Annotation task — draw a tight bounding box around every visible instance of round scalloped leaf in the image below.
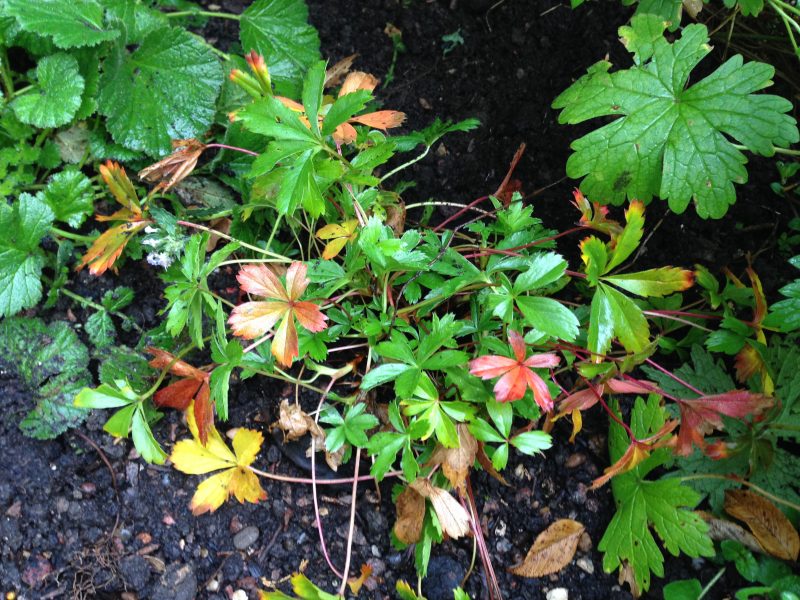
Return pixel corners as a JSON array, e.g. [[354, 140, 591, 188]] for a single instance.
[[43, 169, 94, 228], [12, 53, 84, 128], [97, 27, 223, 157], [5, 0, 120, 49], [240, 0, 321, 97]]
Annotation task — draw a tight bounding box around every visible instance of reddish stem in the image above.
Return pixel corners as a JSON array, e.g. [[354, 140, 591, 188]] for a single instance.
[[433, 195, 491, 232], [205, 143, 259, 157], [644, 358, 706, 397]]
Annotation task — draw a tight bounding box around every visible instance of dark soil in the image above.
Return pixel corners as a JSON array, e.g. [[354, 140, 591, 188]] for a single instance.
[[2, 0, 797, 599]]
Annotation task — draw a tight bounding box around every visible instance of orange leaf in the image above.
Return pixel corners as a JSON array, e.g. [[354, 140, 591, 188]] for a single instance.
[[99, 161, 141, 213], [724, 489, 800, 560], [509, 519, 585, 578], [229, 262, 328, 367], [147, 347, 207, 380], [153, 378, 203, 411], [339, 71, 379, 96], [350, 110, 406, 130], [347, 564, 373, 595], [591, 418, 677, 489], [78, 221, 148, 275]]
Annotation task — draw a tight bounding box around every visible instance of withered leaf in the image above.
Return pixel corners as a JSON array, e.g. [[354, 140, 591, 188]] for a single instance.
[[695, 510, 763, 554], [724, 489, 800, 560], [509, 519, 585, 578], [409, 479, 471, 540], [429, 424, 478, 493], [394, 485, 426, 544]]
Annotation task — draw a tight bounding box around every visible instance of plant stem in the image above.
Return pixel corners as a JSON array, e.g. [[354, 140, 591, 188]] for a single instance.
[[404, 201, 494, 218], [59, 287, 144, 333], [248, 465, 402, 486], [380, 145, 431, 182], [205, 143, 259, 156], [164, 9, 240, 20], [177, 220, 291, 261], [338, 446, 362, 596], [50, 227, 95, 244], [698, 568, 726, 600], [732, 142, 800, 157]]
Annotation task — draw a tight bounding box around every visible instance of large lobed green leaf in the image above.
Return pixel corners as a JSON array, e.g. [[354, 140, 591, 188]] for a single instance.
[[4, 0, 120, 48], [553, 15, 799, 219], [97, 27, 223, 156], [12, 53, 84, 128]]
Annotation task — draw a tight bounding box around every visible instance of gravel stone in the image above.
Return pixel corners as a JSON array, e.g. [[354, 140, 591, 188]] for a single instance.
[[233, 525, 259, 550]]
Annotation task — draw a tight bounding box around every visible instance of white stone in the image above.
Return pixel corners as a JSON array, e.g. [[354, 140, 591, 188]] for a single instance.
[[546, 588, 568, 600]]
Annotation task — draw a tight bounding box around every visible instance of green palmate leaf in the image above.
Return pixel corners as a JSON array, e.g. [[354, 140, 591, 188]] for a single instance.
[[512, 251, 567, 292], [277, 149, 323, 216], [239, 0, 321, 97], [553, 15, 799, 219], [516, 295, 579, 341], [43, 169, 94, 227], [0, 193, 54, 317], [85, 310, 116, 348], [0, 318, 91, 439], [581, 236, 609, 284], [5, 0, 120, 48], [599, 396, 713, 592], [624, 0, 683, 31], [301, 60, 326, 135], [98, 27, 223, 156], [12, 53, 84, 128], [588, 285, 615, 358], [603, 267, 694, 298]]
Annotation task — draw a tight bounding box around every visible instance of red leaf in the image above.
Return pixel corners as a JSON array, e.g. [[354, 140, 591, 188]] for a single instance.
[[154, 378, 203, 410], [469, 330, 560, 409], [675, 391, 772, 456], [193, 382, 214, 446]]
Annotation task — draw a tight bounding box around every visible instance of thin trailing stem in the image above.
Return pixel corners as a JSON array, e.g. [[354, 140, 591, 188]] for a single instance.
[[698, 567, 726, 600], [177, 220, 291, 261], [338, 446, 362, 596], [732, 142, 800, 157], [164, 9, 241, 20], [644, 357, 707, 397], [246, 465, 401, 487], [380, 145, 431, 182], [50, 227, 95, 244], [59, 287, 144, 334], [205, 142, 259, 156]]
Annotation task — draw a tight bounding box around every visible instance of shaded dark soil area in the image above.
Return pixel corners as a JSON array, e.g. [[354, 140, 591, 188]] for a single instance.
[[1, 0, 796, 599]]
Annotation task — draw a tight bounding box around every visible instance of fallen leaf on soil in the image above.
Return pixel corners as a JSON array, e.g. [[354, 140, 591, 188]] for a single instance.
[[347, 564, 373, 594], [170, 404, 267, 515], [229, 262, 328, 367], [509, 519, 585, 578], [469, 330, 560, 408], [428, 424, 478, 493], [695, 510, 763, 554], [275, 399, 324, 443], [409, 479, 471, 540], [724, 489, 800, 560], [393, 485, 426, 544]]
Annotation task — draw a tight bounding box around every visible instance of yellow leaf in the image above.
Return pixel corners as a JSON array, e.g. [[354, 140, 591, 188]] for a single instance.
[[347, 564, 373, 595], [724, 489, 800, 561], [508, 519, 585, 578], [170, 403, 267, 514], [317, 220, 358, 260]]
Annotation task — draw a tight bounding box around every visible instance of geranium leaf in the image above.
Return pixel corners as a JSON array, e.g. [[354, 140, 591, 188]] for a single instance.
[[98, 27, 223, 156], [239, 0, 321, 97], [553, 15, 799, 218], [603, 267, 694, 298], [516, 295, 579, 341], [43, 169, 94, 227]]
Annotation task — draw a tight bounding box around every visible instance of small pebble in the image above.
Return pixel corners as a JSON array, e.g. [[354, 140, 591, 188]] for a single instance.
[[231, 590, 248, 600], [206, 579, 220, 592], [546, 588, 568, 600], [578, 532, 593, 552], [565, 453, 586, 468], [233, 526, 259, 550], [577, 557, 594, 574]]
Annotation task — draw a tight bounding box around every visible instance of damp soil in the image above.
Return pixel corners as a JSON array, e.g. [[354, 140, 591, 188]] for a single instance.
[[1, 0, 797, 599]]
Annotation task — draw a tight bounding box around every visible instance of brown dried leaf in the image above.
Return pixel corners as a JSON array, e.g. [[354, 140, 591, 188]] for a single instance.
[[394, 485, 426, 544], [724, 489, 800, 560], [428, 424, 478, 493], [618, 561, 642, 599], [138, 138, 207, 191], [410, 479, 471, 540], [339, 71, 379, 96], [325, 53, 357, 88], [695, 510, 763, 554], [275, 399, 325, 446], [508, 519, 585, 578], [476, 443, 509, 486]]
